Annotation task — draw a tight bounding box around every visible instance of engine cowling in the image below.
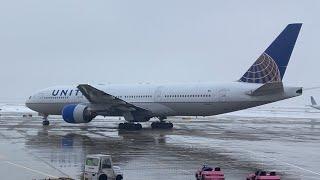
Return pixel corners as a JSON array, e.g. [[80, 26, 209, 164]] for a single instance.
[[62, 104, 96, 123]]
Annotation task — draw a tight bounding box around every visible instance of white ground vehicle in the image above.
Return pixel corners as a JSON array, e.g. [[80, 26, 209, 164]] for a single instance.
[[84, 154, 123, 180]]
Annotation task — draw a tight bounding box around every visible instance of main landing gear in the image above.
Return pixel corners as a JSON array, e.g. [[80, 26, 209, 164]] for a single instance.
[[151, 121, 173, 129], [117, 116, 173, 130], [118, 122, 142, 130], [42, 115, 50, 126], [151, 117, 173, 130]]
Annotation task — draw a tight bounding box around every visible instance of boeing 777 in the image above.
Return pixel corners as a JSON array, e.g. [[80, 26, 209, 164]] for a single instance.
[[25, 23, 303, 130]]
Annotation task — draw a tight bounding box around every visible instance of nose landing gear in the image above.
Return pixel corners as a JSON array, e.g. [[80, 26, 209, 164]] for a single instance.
[[41, 114, 50, 126], [42, 120, 50, 126]]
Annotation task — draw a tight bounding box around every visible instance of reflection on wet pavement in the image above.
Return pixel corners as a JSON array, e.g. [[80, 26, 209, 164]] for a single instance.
[[0, 109, 319, 180]]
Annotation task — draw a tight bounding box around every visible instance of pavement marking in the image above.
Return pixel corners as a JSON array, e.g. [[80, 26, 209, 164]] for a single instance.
[[4, 161, 59, 178], [280, 161, 320, 176], [181, 169, 192, 174], [244, 150, 320, 177]]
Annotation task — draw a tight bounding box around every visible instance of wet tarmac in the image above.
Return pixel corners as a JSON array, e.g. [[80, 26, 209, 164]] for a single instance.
[[0, 107, 320, 180]]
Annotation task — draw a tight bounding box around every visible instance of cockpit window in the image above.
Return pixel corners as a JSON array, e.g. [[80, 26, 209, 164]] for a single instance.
[[29, 96, 32, 99]]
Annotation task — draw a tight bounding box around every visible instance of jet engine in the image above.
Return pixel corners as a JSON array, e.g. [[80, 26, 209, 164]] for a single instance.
[[62, 104, 96, 123]]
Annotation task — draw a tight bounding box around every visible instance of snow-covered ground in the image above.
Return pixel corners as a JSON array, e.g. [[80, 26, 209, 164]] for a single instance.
[[222, 106, 320, 119], [0, 103, 36, 115]]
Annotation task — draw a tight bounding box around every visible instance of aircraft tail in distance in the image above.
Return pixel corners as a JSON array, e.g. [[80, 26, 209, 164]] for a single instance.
[[311, 96, 317, 106]]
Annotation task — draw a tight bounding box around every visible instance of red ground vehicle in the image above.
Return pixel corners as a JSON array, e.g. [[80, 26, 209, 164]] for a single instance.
[[195, 165, 225, 180], [246, 171, 280, 180]]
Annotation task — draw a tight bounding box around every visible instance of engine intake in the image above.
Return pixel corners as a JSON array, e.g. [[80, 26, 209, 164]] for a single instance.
[[62, 104, 96, 123]]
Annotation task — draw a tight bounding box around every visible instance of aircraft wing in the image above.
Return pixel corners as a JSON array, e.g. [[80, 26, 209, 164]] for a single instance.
[[77, 84, 148, 112]]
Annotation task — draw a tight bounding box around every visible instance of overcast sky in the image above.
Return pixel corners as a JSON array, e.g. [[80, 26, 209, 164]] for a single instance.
[[0, 0, 319, 105]]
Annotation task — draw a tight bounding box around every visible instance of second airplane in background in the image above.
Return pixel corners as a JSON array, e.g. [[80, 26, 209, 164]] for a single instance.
[[26, 23, 303, 130], [310, 96, 320, 110]]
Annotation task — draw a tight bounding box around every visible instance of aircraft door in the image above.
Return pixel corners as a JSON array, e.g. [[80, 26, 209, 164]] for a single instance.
[[154, 86, 164, 102], [214, 88, 229, 102]]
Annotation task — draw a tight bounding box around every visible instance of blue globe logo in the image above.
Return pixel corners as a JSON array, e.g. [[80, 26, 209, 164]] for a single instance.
[[240, 53, 281, 83]]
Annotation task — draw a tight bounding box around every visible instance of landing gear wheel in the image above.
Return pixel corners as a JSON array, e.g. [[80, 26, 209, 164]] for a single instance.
[[118, 123, 124, 129], [151, 121, 173, 129], [42, 120, 50, 126], [118, 123, 142, 130]]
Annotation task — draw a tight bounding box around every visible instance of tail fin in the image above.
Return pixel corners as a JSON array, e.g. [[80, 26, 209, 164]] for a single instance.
[[311, 96, 317, 105], [239, 23, 302, 84]]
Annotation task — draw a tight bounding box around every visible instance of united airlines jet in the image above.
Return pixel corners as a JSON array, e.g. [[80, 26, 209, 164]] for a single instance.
[[26, 23, 303, 130]]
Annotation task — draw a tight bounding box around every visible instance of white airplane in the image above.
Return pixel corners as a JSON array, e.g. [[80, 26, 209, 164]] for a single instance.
[[26, 23, 303, 130], [310, 96, 320, 110]]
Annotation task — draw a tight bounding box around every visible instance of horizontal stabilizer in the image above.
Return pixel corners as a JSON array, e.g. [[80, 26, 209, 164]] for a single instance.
[[248, 82, 284, 96]]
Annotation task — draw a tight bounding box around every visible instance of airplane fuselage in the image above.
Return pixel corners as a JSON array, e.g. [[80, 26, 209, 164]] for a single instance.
[[26, 82, 301, 121]]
